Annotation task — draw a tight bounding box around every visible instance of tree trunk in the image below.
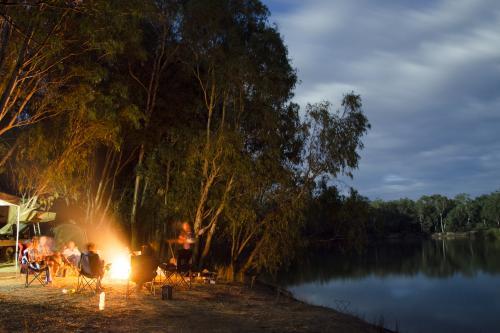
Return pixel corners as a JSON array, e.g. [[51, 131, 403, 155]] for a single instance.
[[240, 237, 264, 275], [440, 214, 445, 234], [226, 262, 236, 282], [0, 141, 17, 168], [192, 165, 218, 264], [198, 220, 217, 269], [130, 145, 145, 249], [198, 174, 233, 268], [192, 193, 206, 264], [140, 176, 149, 207]]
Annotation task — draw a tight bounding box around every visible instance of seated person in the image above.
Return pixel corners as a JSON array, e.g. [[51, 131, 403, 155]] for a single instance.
[[38, 236, 54, 257], [21, 241, 31, 265], [80, 242, 105, 290], [176, 247, 192, 271], [38, 236, 65, 279], [162, 257, 177, 270], [23, 237, 52, 284], [20, 241, 32, 274], [130, 244, 159, 291], [62, 241, 81, 267], [45, 251, 65, 278], [160, 247, 192, 273]]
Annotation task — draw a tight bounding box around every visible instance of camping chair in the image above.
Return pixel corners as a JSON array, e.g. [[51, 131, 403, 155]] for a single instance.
[[126, 254, 159, 298], [22, 246, 50, 287], [161, 249, 192, 289], [77, 253, 102, 293], [59, 255, 78, 277], [24, 261, 49, 287]]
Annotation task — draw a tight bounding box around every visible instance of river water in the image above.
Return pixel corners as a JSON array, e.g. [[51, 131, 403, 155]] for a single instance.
[[279, 238, 500, 333]]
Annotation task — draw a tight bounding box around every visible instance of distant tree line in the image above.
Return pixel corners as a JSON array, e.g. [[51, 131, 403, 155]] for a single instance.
[[0, 1, 370, 279], [280, 237, 500, 285], [371, 191, 500, 235], [304, 188, 500, 245]]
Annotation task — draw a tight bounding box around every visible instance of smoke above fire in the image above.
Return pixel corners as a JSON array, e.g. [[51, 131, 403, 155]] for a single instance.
[[54, 220, 132, 280]]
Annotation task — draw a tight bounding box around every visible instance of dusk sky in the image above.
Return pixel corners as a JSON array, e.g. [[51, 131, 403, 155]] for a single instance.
[[264, 0, 500, 200]]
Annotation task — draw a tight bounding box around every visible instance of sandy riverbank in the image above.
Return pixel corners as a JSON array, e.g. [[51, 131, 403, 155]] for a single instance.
[[0, 271, 388, 333]]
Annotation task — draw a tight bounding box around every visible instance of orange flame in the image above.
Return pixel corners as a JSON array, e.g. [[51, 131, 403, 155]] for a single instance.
[[108, 251, 131, 280]]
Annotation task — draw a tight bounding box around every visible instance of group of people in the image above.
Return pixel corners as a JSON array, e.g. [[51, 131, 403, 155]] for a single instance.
[[19, 221, 197, 289], [20, 237, 101, 285]]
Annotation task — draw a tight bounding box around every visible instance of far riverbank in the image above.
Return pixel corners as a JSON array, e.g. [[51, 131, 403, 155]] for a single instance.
[[432, 228, 500, 240]]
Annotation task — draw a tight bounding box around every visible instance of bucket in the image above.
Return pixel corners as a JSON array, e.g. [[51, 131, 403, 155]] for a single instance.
[[161, 285, 173, 300]]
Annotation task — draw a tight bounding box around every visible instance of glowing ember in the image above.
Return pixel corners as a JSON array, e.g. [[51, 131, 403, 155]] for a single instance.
[[109, 252, 131, 280]]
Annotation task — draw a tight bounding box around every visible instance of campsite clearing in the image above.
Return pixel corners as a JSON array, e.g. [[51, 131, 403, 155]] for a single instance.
[[0, 273, 387, 333]]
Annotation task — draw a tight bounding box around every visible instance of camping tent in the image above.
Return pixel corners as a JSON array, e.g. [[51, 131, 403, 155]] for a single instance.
[[0, 192, 21, 275]]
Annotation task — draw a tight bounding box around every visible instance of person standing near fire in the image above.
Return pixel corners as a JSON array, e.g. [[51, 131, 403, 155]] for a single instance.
[[164, 221, 195, 267], [177, 222, 195, 250]]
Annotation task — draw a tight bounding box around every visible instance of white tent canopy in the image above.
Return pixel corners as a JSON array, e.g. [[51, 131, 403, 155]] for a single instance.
[[0, 192, 21, 275]]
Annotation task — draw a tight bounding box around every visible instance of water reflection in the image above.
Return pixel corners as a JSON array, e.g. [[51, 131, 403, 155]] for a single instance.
[[280, 239, 500, 285], [279, 239, 500, 333]]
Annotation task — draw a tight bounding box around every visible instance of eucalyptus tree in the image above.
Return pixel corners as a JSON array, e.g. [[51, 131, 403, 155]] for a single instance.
[[175, 0, 299, 265], [445, 194, 473, 231], [481, 191, 500, 227], [1, 0, 145, 224], [132, 0, 369, 273], [221, 105, 304, 278], [1, 1, 371, 273], [125, 0, 184, 248], [221, 95, 370, 279], [304, 185, 343, 239], [474, 194, 490, 228], [336, 190, 370, 249], [417, 195, 453, 233], [368, 198, 420, 235], [0, 1, 85, 174], [0, 1, 100, 140]]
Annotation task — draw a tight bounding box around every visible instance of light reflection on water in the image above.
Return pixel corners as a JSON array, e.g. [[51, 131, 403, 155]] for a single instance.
[[280, 239, 500, 333]]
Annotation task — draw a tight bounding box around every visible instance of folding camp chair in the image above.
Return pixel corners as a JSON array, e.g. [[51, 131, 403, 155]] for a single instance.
[[77, 253, 102, 293], [25, 261, 49, 287], [161, 249, 192, 289], [59, 255, 78, 277], [126, 273, 158, 298], [126, 254, 159, 298], [126, 277, 157, 297]]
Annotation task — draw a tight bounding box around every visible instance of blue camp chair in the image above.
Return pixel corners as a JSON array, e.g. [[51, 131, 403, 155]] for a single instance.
[[77, 253, 102, 293]]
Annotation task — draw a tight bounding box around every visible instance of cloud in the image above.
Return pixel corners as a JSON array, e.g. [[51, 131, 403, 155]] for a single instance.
[[266, 0, 500, 199], [384, 175, 409, 183]]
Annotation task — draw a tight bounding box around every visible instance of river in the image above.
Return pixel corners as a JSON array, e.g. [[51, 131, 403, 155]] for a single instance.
[[279, 238, 500, 333]]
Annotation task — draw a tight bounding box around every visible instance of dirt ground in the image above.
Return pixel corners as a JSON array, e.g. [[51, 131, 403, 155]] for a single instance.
[[0, 271, 387, 333]]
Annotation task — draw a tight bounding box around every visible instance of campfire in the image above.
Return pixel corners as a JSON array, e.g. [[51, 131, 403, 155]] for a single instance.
[[108, 250, 131, 280]]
